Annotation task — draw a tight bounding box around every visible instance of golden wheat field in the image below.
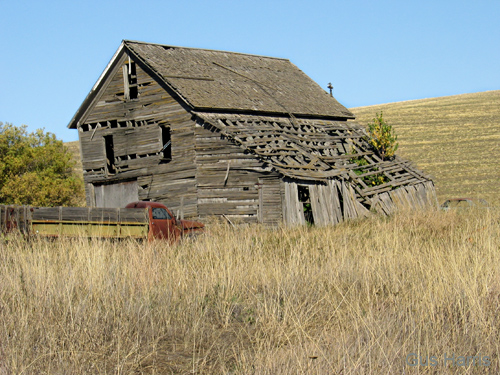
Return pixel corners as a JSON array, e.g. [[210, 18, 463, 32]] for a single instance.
[[350, 90, 500, 206], [1, 208, 499, 374]]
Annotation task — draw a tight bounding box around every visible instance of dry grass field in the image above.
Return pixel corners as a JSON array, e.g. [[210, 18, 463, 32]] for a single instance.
[[1, 208, 499, 373], [40, 91, 498, 373], [350, 90, 500, 206]]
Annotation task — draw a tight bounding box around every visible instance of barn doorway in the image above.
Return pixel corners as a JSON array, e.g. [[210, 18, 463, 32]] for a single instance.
[[93, 180, 138, 208], [298, 185, 314, 225]]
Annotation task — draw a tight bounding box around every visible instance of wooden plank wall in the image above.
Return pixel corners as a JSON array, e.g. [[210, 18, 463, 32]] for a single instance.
[[195, 121, 281, 223], [0, 205, 31, 233], [31, 207, 148, 223], [371, 180, 438, 215], [77, 54, 197, 217], [282, 179, 437, 227], [0, 205, 148, 227], [258, 176, 282, 225], [283, 180, 348, 227], [309, 180, 342, 226], [341, 180, 371, 220], [282, 181, 305, 226]]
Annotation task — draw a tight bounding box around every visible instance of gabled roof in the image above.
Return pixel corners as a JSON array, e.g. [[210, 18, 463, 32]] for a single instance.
[[125, 40, 354, 118], [68, 40, 354, 129]]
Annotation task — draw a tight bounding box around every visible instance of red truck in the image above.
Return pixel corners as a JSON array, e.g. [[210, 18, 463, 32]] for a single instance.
[[125, 201, 205, 242], [0, 201, 204, 243]]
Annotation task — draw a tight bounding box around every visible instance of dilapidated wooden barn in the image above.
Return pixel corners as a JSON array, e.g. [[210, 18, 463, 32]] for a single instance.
[[68, 40, 436, 225]]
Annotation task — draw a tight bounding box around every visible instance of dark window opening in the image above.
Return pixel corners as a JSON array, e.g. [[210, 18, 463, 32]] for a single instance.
[[338, 186, 345, 219], [298, 185, 314, 225], [123, 61, 138, 100], [160, 126, 172, 162], [104, 135, 115, 174]]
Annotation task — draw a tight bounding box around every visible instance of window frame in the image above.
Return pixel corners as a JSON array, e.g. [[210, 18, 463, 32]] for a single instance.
[[152, 207, 172, 220]]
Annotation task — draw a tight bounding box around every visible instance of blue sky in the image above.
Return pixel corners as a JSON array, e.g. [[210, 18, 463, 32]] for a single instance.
[[1, 0, 499, 142]]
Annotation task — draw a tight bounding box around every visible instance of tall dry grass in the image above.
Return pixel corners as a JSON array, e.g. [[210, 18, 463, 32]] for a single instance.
[[0, 208, 499, 374]]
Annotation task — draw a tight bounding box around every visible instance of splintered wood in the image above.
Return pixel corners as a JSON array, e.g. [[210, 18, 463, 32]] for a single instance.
[[195, 112, 437, 226]]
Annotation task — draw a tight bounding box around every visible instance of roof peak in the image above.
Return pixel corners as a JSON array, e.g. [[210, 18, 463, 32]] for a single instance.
[[68, 40, 354, 129], [123, 39, 289, 62]]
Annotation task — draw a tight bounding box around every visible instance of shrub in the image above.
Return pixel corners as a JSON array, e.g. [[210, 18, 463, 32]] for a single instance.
[[367, 112, 398, 160], [0, 122, 84, 206]]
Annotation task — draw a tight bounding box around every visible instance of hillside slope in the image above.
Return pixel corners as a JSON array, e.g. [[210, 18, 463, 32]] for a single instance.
[[350, 90, 500, 205], [65, 140, 83, 178]]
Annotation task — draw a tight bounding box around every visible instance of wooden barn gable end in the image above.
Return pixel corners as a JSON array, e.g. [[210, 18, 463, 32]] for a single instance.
[[68, 40, 437, 225], [75, 50, 197, 218]]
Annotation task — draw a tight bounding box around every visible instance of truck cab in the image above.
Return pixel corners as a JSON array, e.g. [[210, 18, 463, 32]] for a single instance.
[[125, 201, 204, 242]]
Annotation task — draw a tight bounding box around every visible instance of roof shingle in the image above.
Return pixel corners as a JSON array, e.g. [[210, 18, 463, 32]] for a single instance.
[[125, 40, 354, 119]]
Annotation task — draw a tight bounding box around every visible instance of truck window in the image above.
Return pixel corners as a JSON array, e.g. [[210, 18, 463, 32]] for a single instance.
[[152, 207, 171, 220]]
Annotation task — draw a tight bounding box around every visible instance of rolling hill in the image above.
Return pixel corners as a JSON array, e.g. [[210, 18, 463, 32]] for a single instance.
[[64, 140, 82, 176], [350, 90, 500, 205]]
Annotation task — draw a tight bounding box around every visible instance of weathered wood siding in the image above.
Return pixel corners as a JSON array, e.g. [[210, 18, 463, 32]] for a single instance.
[[258, 176, 282, 225], [309, 180, 342, 226], [371, 180, 438, 215], [282, 179, 437, 227], [31, 207, 148, 223], [283, 181, 305, 226], [195, 121, 282, 223], [94, 180, 139, 208], [77, 53, 197, 217]]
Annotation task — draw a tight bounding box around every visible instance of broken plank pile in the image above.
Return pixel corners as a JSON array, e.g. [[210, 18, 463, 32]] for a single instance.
[[195, 112, 435, 212]]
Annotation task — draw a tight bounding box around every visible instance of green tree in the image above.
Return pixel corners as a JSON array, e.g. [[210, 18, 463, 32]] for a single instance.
[[367, 112, 398, 160], [0, 122, 84, 206]]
